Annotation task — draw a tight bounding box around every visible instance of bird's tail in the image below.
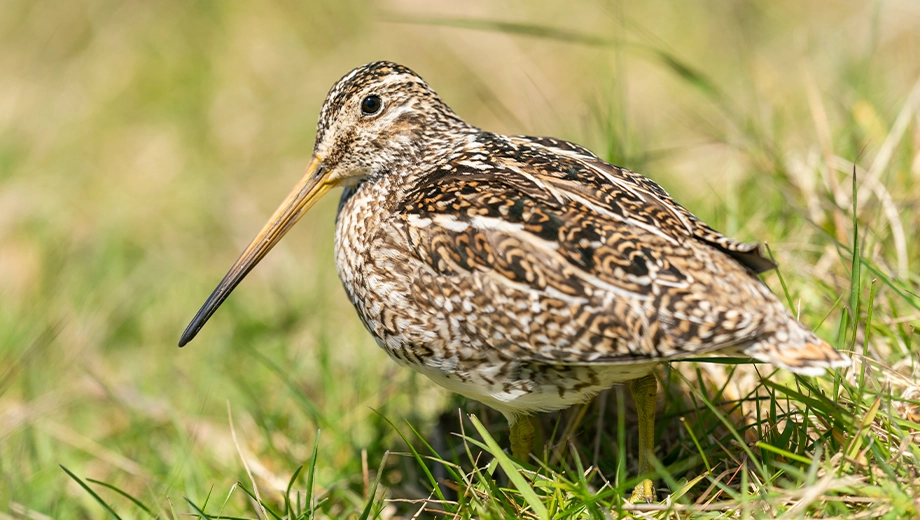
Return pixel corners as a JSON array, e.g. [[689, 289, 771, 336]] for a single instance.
[[742, 315, 851, 376]]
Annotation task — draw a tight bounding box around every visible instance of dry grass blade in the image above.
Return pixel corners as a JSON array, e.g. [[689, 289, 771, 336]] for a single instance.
[[227, 402, 268, 520]]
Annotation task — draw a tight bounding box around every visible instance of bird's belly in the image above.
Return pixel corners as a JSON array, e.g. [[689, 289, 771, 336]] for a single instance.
[[406, 356, 657, 419]]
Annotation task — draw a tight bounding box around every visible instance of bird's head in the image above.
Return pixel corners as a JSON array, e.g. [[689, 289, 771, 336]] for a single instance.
[[314, 61, 459, 183], [179, 61, 459, 346]]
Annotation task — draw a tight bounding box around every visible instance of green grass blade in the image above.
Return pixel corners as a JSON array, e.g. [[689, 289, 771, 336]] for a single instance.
[[284, 463, 304, 518], [404, 420, 467, 482], [469, 415, 549, 520], [304, 430, 321, 518], [184, 497, 212, 519], [384, 14, 612, 47], [59, 465, 123, 520], [858, 280, 877, 394], [765, 244, 796, 310], [679, 417, 711, 472], [385, 14, 725, 106], [86, 478, 154, 517], [755, 442, 814, 465], [761, 379, 849, 426], [849, 165, 862, 352], [676, 357, 761, 365], [237, 483, 283, 520], [358, 451, 389, 520], [375, 411, 448, 503]]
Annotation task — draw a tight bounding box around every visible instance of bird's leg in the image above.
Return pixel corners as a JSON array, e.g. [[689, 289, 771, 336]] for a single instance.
[[510, 416, 536, 461], [629, 373, 658, 503]]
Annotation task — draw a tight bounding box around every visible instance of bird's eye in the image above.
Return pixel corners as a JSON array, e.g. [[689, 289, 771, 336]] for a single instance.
[[361, 95, 382, 115]]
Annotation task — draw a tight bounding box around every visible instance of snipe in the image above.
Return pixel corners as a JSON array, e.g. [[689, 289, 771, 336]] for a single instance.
[[180, 61, 850, 502]]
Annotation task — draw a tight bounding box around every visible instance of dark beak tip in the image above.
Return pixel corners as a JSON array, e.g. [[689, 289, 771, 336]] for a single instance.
[[179, 283, 230, 349], [178, 321, 202, 348]]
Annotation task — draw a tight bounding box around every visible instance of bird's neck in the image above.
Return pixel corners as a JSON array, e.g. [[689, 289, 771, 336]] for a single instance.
[[385, 118, 480, 184]]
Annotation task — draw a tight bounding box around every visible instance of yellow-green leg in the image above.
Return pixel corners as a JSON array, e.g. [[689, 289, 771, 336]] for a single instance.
[[510, 416, 536, 460], [629, 373, 658, 503]]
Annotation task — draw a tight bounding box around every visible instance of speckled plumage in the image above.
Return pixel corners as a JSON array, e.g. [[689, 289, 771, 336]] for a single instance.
[[181, 61, 850, 423], [318, 62, 850, 419]]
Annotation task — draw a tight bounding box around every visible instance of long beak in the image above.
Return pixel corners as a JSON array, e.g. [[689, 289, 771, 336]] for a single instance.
[[179, 156, 332, 347]]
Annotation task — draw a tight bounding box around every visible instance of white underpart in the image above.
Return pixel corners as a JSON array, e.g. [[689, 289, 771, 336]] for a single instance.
[[412, 361, 657, 421]]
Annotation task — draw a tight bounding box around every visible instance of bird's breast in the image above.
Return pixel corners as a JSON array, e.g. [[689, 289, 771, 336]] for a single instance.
[[334, 182, 422, 354]]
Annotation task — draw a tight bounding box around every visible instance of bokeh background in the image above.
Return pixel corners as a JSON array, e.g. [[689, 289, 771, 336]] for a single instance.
[[2, 0, 919, 517]]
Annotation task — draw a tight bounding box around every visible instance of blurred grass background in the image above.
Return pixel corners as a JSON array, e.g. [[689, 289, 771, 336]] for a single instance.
[[1, 0, 919, 518]]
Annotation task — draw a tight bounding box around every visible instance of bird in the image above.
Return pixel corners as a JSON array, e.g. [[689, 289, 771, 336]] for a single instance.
[[179, 61, 851, 502]]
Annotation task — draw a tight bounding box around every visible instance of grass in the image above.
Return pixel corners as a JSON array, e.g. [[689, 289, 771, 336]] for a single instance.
[[1, 0, 919, 518]]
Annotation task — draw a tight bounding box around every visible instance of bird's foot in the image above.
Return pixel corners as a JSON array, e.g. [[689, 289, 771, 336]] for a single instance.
[[629, 478, 656, 504]]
